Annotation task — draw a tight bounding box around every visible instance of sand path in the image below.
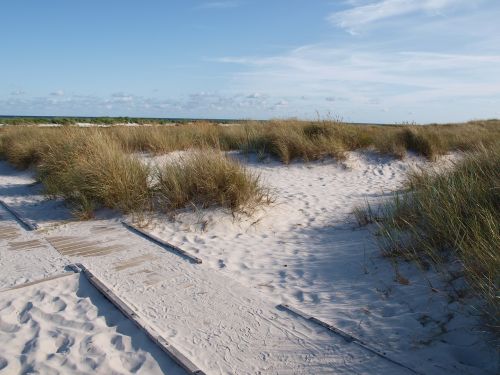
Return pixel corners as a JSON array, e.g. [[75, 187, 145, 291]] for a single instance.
[[1, 207, 410, 375]]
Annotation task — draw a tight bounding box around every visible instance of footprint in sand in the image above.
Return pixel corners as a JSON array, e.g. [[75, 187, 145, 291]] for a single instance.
[[48, 296, 67, 313], [294, 290, 304, 302], [0, 356, 7, 371], [111, 335, 125, 351], [120, 352, 147, 373], [279, 270, 287, 282], [55, 333, 75, 354]]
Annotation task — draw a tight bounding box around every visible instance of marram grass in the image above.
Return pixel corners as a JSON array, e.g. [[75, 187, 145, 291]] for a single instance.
[[373, 144, 500, 328]]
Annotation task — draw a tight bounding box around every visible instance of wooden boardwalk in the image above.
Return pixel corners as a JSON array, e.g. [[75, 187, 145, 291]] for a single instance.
[[0, 203, 413, 375]]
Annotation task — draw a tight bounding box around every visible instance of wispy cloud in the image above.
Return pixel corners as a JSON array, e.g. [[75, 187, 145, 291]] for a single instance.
[[215, 44, 500, 114], [329, 0, 463, 32], [196, 1, 241, 10]]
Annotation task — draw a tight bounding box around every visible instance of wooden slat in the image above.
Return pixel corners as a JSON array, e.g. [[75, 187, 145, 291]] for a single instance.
[[0, 272, 76, 293], [122, 221, 202, 264], [0, 199, 38, 230], [8, 239, 45, 251], [0, 225, 20, 240], [46, 236, 122, 257], [113, 254, 157, 271]]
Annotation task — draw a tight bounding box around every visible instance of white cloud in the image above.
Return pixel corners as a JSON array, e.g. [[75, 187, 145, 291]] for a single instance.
[[50, 90, 65, 97], [329, 0, 462, 32], [10, 90, 26, 96], [109, 92, 134, 103], [0, 91, 279, 118]]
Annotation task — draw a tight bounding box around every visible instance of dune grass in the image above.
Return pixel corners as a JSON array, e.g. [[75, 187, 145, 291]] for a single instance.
[[0, 119, 498, 219], [37, 130, 151, 218], [370, 144, 500, 328], [0, 127, 269, 217], [1, 119, 499, 164], [155, 150, 271, 213]]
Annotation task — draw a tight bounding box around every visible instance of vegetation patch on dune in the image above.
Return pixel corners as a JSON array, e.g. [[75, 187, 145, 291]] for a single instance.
[[37, 131, 151, 218], [0, 119, 498, 220], [156, 150, 271, 213], [0, 127, 270, 217], [370, 144, 499, 328]]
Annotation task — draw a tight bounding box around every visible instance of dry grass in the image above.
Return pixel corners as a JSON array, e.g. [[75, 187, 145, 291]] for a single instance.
[[0, 119, 498, 219], [371, 143, 500, 328], [0, 126, 58, 169], [0, 126, 270, 217], [155, 150, 271, 214], [37, 130, 151, 217], [1, 119, 499, 165]]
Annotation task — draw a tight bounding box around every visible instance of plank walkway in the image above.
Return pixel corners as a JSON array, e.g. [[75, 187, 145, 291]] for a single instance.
[[0, 205, 413, 375]]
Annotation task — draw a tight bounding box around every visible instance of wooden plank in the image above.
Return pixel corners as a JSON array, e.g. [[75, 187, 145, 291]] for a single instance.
[[8, 239, 45, 251], [0, 272, 76, 293], [278, 303, 423, 375], [57, 244, 123, 257], [50, 240, 97, 250], [46, 236, 79, 242], [73, 263, 206, 375], [55, 242, 102, 253], [80, 246, 124, 258], [91, 225, 118, 234], [113, 254, 157, 271], [45, 235, 123, 257], [0, 199, 38, 230], [0, 227, 20, 240], [122, 221, 202, 264], [9, 239, 41, 247]]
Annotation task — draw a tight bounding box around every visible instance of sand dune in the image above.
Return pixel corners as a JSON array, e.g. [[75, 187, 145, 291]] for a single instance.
[[0, 152, 497, 375]]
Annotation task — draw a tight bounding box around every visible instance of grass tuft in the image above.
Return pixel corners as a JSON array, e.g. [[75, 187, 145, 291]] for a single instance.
[[38, 130, 151, 217], [155, 150, 271, 214]]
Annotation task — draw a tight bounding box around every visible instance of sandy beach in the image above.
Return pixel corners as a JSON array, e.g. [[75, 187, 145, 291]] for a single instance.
[[0, 150, 497, 374], [0, 273, 184, 374]]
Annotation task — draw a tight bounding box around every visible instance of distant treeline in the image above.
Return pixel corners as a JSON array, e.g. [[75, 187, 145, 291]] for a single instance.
[[0, 116, 242, 125]]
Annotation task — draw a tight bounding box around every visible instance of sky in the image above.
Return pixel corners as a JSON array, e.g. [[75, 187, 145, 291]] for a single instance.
[[1, 0, 499, 123]]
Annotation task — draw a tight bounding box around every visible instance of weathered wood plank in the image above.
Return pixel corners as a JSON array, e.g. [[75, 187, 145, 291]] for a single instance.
[[0, 272, 76, 293], [122, 221, 202, 264], [0, 199, 38, 230]]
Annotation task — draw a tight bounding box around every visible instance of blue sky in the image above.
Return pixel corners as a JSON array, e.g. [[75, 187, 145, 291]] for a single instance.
[[1, 0, 499, 123]]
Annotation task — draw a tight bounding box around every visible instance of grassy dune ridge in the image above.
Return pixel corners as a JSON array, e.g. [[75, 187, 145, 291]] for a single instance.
[[0, 125, 271, 217], [1, 119, 499, 165], [0, 120, 498, 215]]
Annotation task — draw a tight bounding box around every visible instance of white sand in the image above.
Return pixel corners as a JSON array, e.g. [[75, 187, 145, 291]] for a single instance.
[[0, 152, 498, 375], [142, 151, 497, 374], [0, 274, 184, 374]]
